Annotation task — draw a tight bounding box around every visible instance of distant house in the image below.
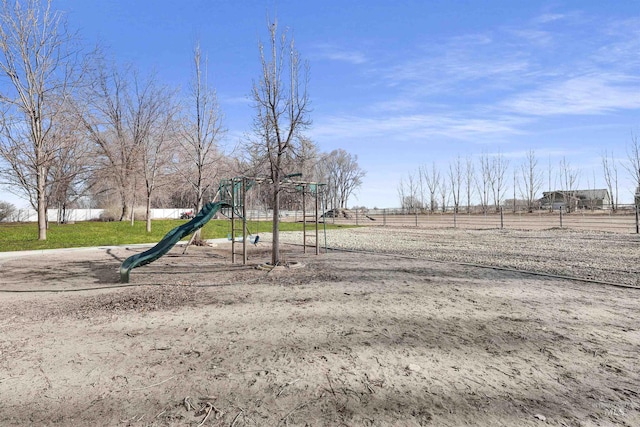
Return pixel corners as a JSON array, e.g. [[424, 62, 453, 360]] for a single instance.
[[503, 198, 538, 211], [539, 189, 611, 210]]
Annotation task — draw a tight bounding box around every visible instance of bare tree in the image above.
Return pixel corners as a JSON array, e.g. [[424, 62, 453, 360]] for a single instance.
[[0, 0, 83, 239], [315, 153, 335, 213], [512, 169, 517, 213], [296, 137, 320, 179], [178, 42, 226, 240], [417, 163, 426, 211], [0, 200, 15, 221], [420, 162, 440, 212], [396, 177, 406, 210], [546, 156, 556, 211], [476, 152, 490, 213], [438, 174, 449, 212], [140, 85, 178, 232], [601, 149, 618, 211], [464, 156, 475, 213], [290, 137, 321, 211], [558, 156, 580, 212], [249, 18, 311, 265], [268, 136, 319, 211], [46, 110, 94, 223], [585, 169, 597, 210], [80, 61, 142, 221], [324, 148, 365, 209], [489, 152, 509, 211], [624, 133, 640, 204], [398, 172, 420, 212], [519, 149, 543, 213], [448, 155, 462, 213]]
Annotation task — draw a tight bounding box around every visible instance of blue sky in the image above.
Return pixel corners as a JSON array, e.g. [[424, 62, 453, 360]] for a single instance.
[[1, 0, 639, 208]]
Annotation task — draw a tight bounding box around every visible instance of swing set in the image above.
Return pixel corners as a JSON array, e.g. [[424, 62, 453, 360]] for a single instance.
[[218, 175, 327, 265], [218, 176, 256, 265]]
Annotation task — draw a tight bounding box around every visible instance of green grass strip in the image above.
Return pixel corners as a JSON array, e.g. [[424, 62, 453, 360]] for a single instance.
[[0, 219, 354, 252]]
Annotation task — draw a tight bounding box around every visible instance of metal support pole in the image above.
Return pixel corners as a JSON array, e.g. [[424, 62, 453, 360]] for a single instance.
[[315, 188, 319, 255], [415, 211, 418, 227], [242, 177, 247, 265], [559, 206, 563, 228], [302, 186, 306, 254], [231, 180, 236, 264], [500, 207, 504, 229], [322, 191, 328, 253], [635, 204, 639, 234]]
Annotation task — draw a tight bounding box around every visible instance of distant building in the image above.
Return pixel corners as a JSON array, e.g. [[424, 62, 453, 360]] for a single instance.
[[503, 198, 537, 211], [540, 189, 611, 210]]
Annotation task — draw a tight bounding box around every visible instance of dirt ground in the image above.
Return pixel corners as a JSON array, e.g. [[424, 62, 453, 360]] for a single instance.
[[0, 236, 639, 426]]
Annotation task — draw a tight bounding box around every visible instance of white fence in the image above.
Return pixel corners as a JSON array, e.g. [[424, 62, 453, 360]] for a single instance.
[[4, 208, 195, 222], [2, 208, 312, 223]]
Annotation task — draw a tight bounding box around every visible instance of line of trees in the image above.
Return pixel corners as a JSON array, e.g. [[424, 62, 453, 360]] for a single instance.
[[398, 140, 640, 214], [0, 2, 366, 244]]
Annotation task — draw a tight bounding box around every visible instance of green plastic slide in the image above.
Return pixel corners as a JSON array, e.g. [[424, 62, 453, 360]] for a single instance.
[[119, 201, 230, 283]]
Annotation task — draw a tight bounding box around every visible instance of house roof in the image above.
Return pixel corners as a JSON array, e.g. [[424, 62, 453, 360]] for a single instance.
[[574, 189, 610, 199], [542, 189, 610, 200]]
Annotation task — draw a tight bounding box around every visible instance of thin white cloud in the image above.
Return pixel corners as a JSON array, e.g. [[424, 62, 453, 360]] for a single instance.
[[508, 29, 553, 46], [503, 74, 640, 116], [366, 98, 421, 113], [310, 112, 529, 143], [533, 13, 566, 24], [382, 40, 529, 92], [499, 148, 577, 160], [592, 17, 640, 69], [220, 95, 249, 105], [309, 43, 368, 65]]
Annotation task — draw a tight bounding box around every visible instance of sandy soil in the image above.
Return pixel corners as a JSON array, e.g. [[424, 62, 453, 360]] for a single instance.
[[0, 233, 639, 426]]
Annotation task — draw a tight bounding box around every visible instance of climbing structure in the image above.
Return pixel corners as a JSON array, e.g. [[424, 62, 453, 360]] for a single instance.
[[220, 175, 327, 263], [118, 174, 327, 283], [218, 177, 259, 264]]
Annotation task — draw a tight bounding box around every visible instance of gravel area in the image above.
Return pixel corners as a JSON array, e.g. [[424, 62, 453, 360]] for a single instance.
[[2, 228, 640, 425], [279, 227, 640, 287]]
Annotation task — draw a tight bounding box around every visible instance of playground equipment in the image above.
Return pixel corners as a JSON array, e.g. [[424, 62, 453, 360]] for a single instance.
[[119, 174, 327, 282], [119, 201, 230, 283], [296, 182, 327, 255], [219, 176, 257, 265], [221, 175, 328, 263]]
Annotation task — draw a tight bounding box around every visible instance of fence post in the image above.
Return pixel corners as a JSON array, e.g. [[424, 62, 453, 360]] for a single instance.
[[559, 206, 563, 228], [500, 207, 504, 229], [415, 211, 418, 227], [635, 204, 639, 234]]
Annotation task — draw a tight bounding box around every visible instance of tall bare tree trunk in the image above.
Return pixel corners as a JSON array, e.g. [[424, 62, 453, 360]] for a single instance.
[[250, 18, 310, 266], [179, 42, 225, 242], [37, 165, 47, 239], [146, 196, 152, 232], [272, 180, 281, 265]]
